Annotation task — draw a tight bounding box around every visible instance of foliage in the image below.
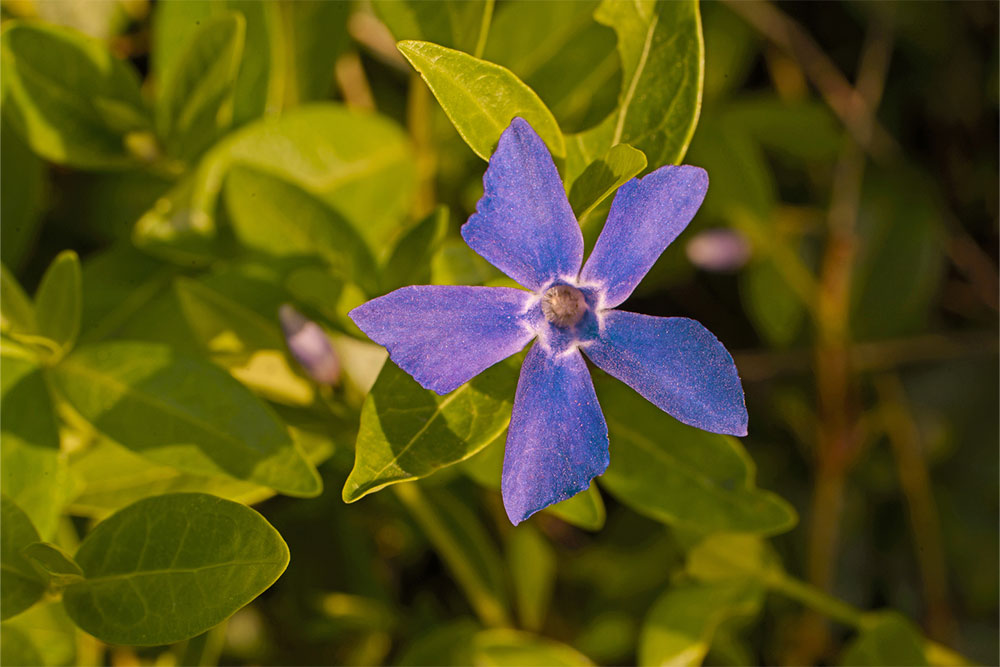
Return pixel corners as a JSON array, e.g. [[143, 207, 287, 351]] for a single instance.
[[0, 0, 996, 665]]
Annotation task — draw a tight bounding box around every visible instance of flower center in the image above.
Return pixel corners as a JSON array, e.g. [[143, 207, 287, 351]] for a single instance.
[[541, 285, 587, 328]]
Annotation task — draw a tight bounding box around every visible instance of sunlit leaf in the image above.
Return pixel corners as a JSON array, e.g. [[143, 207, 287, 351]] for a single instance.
[[567, 143, 646, 219], [374, 0, 492, 55], [49, 341, 322, 497], [1, 263, 36, 337], [62, 493, 289, 645], [0, 20, 152, 169], [398, 40, 566, 161], [33, 250, 81, 356], [471, 628, 594, 666], [382, 206, 449, 292], [21, 542, 83, 590]]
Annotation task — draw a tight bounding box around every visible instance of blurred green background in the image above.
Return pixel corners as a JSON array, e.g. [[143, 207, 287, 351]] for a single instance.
[[1, 0, 997, 665]]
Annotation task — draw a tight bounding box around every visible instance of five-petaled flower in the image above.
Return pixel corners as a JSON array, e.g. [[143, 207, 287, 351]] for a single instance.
[[350, 118, 747, 525]]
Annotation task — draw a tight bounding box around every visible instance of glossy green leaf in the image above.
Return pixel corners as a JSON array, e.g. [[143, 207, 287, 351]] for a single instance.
[[0, 117, 45, 270], [0, 601, 77, 667], [567, 143, 646, 219], [840, 612, 929, 667], [507, 525, 555, 632], [374, 0, 492, 55], [222, 166, 377, 294], [565, 0, 703, 180], [0, 496, 46, 620], [395, 484, 510, 627], [136, 104, 416, 257], [33, 250, 81, 356], [383, 206, 449, 292], [484, 0, 620, 134], [431, 238, 502, 286], [597, 379, 797, 535], [471, 628, 594, 666], [49, 341, 322, 497], [1, 354, 68, 539], [1, 263, 36, 336], [62, 493, 290, 646], [638, 580, 763, 667], [0, 20, 152, 169], [344, 359, 517, 503], [21, 542, 84, 589], [156, 12, 245, 163], [398, 40, 566, 161]]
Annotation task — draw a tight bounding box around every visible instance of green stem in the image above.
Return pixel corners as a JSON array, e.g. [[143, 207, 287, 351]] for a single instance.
[[474, 0, 495, 59], [767, 571, 863, 628]]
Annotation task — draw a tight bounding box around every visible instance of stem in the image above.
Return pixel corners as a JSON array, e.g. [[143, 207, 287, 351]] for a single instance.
[[406, 72, 437, 218], [768, 572, 863, 628], [473, 0, 495, 59]]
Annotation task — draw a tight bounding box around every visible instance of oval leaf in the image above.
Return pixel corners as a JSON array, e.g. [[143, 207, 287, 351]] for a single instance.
[[62, 493, 289, 646], [0, 496, 46, 620], [597, 378, 797, 536], [344, 358, 516, 503], [471, 628, 594, 666], [0, 20, 152, 169], [34, 250, 82, 356], [49, 341, 321, 497], [397, 40, 566, 161]]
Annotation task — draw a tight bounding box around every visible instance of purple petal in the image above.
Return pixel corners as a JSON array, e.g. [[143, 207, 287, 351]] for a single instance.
[[502, 343, 609, 525], [584, 311, 747, 436], [581, 166, 708, 308], [279, 304, 340, 385], [349, 286, 535, 395], [462, 118, 583, 291]]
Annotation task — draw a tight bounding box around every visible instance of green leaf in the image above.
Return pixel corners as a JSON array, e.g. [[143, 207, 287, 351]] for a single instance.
[[839, 612, 929, 667], [62, 493, 290, 646], [597, 378, 797, 536], [1, 263, 36, 336], [278, 1, 351, 106], [21, 542, 84, 589], [33, 250, 82, 356], [0, 496, 46, 620], [0, 20, 152, 169], [484, 0, 621, 134], [638, 580, 763, 667], [373, 0, 493, 55], [506, 525, 555, 632], [431, 238, 502, 286], [471, 628, 594, 666], [397, 40, 566, 161], [741, 258, 805, 348], [0, 117, 45, 270], [567, 143, 646, 219], [0, 601, 77, 667], [685, 533, 779, 584], [222, 166, 378, 294], [49, 341, 322, 497], [565, 0, 703, 180], [344, 358, 517, 503], [156, 12, 245, 163], [1, 353, 68, 539], [382, 206, 449, 292], [395, 484, 510, 628], [137, 104, 416, 257]]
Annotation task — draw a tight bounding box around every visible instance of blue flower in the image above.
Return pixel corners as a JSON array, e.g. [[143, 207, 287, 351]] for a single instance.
[[350, 118, 747, 525]]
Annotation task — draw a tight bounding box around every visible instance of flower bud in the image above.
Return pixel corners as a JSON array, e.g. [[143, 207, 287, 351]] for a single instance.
[[279, 304, 340, 386], [685, 228, 752, 273]]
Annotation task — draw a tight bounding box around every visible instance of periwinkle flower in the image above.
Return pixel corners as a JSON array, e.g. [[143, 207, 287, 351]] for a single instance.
[[350, 118, 747, 525]]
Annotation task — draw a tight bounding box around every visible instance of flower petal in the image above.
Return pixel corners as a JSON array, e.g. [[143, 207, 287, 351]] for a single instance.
[[584, 311, 747, 436], [462, 117, 583, 291], [502, 343, 609, 525], [581, 165, 708, 308], [349, 285, 535, 395]]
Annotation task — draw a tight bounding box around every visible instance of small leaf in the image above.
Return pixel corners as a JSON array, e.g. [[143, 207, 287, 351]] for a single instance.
[[156, 12, 245, 163], [0, 117, 45, 270], [597, 378, 797, 536], [49, 341, 321, 497], [1, 353, 68, 539], [638, 580, 763, 667], [222, 166, 377, 294], [685, 533, 779, 584], [395, 484, 510, 628], [839, 612, 929, 667], [506, 525, 556, 632], [471, 628, 594, 666], [344, 358, 517, 503], [567, 143, 646, 219], [1, 263, 36, 337], [62, 493, 289, 646], [33, 250, 82, 356], [397, 40, 566, 161], [382, 206, 449, 292], [21, 542, 84, 589], [0, 20, 152, 169], [0, 496, 46, 620], [373, 0, 492, 54]]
